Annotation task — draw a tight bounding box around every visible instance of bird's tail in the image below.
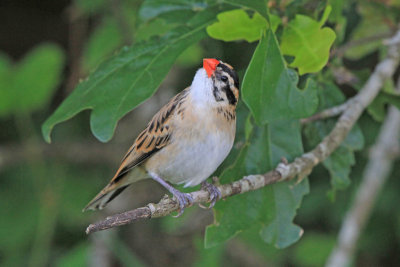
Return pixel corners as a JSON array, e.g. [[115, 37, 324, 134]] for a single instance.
[[83, 168, 147, 212]]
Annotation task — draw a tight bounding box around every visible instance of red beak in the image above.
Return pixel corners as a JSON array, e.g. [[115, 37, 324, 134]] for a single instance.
[[203, 58, 220, 77]]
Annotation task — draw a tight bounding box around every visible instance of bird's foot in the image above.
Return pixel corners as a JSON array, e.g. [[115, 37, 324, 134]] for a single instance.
[[169, 188, 193, 217], [199, 180, 222, 209], [148, 172, 193, 217]]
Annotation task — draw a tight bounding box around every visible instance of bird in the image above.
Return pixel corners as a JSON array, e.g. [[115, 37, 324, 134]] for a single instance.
[[83, 58, 240, 216]]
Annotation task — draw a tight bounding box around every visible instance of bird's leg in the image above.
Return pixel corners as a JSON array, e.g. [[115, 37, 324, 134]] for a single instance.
[[199, 179, 222, 209], [149, 172, 193, 217]]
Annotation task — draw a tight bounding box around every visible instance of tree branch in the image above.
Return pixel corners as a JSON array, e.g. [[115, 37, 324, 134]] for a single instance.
[[325, 108, 400, 266], [86, 30, 400, 235]]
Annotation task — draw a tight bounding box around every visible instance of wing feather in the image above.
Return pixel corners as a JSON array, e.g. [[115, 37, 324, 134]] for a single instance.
[[109, 87, 189, 184]]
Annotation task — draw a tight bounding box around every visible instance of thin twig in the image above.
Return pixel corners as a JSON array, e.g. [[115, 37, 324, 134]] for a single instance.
[[332, 31, 393, 59], [332, 66, 360, 86], [86, 29, 400, 235], [300, 99, 353, 124]]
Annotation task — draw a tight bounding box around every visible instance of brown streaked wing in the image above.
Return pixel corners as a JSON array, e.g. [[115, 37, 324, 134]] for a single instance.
[[108, 88, 189, 184]]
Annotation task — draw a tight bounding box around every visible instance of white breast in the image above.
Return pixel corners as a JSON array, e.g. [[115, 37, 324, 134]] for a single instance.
[[145, 108, 235, 187], [165, 126, 234, 187]]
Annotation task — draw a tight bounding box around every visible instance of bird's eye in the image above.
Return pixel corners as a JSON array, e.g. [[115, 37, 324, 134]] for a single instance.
[[221, 75, 228, 82]]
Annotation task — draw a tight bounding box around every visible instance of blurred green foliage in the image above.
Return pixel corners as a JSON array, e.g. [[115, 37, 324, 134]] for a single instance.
[[0, 44, 64, 117], [1, 0, 400, 266], [56, 242, 89, 267]]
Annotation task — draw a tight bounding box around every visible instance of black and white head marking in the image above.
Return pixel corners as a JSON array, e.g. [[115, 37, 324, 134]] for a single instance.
[[211, 62, 239, 105]]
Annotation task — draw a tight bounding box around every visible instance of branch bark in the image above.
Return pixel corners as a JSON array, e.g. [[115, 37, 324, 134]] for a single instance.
[[86, 30, 400, 235]]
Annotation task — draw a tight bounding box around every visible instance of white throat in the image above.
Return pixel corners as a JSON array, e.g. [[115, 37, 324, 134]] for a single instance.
[[189, 68, 215, 106]]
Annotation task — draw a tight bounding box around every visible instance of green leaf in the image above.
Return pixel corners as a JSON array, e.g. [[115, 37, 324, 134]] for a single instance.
[[242, 30, 318, 125], [280, 6, 336, 74], [139, 0, 210, 21], [306, 121, 364, 190], [344, 4, 391, 59], [239, 226, 285, 263], [206, 9, 281, 42], [367, 92, 400, 122], [269, 14, 282, 32], [82, 7, 138, 72], [0, 44, 64, 117], [14, 44, 64, 113], [82, 18, 125, 72], [207, 9, 277, 42], [327, 0, 347, 42], [328, 0, 346, 23], [303, 83, 364, 192], [135, 18, 177, 42], [194, 237, 223, 267], [42, 11, 217, 143], [222, 0, 268, 19], [205, 119, 309, 249], [207, 9, 267, 42], [324, 146, 355, 189], [138, 0, 268, 23], [382, 79, 396, 95]]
